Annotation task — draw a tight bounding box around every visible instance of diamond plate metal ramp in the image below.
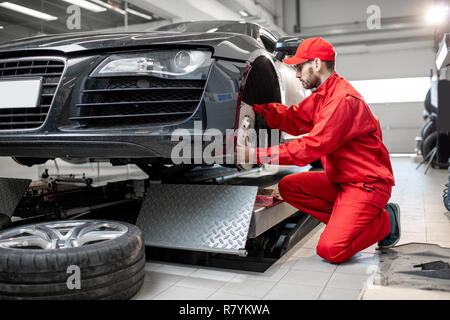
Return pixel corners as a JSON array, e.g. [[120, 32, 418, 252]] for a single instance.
[[0, 177, 31, 217], [136, 184, 258, 256]]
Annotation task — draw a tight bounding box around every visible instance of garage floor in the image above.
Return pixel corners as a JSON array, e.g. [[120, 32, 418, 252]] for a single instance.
[[133, 156, 450, 300]]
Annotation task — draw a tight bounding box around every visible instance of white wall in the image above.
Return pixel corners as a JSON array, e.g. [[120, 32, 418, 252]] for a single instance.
[[335, 42, 435, 80]]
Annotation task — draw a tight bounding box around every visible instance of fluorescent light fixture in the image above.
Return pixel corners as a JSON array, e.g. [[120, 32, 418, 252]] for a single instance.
[[350, 77, 430, 104], [126, 8, 152, 20], [89, 0, 126, 15], [426, 4, 449, 24], [239, 10, 249, 17], [62, 0, 106, 13], [0, 2, 57, 21]]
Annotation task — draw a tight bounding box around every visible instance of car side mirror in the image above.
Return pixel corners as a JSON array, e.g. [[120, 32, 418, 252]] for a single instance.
[[274, 36, 302, 61]]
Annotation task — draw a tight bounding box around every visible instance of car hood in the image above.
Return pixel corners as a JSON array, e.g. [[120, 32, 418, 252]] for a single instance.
[[0, 31, 260, 61]]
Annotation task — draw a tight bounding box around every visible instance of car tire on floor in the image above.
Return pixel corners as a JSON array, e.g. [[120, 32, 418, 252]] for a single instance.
[[0, 220, 145, 300]]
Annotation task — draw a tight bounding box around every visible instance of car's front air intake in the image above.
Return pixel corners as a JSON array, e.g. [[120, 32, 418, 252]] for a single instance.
[[70, 76, 206, 128], [0, 58, 65, 130]]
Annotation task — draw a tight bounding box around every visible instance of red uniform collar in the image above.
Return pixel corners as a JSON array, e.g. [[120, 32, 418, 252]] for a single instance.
[[314, 72, 339, 96]]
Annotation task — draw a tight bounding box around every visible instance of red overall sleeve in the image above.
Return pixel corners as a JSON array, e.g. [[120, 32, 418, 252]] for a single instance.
[[253, 95, 316, 136], [256, 95, 357, 166]]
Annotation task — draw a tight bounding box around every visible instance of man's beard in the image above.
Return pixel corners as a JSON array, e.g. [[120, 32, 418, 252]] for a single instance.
[[300, 79, 315, 90], [300, 68, 319, 90]]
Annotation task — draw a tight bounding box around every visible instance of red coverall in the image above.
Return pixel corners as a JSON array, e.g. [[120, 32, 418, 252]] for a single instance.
[[254, 72, 395, 263]]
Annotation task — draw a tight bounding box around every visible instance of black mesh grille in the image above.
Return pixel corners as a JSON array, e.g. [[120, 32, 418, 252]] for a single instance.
[[0, 58, 64, 130], [71, 77, 206, 128]]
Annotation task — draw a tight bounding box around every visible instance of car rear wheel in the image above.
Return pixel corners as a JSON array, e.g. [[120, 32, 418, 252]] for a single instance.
[[0, 220, 145, 300]]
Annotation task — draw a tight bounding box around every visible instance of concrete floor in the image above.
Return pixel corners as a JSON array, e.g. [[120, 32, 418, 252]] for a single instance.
[[132, 156, 450, 300]]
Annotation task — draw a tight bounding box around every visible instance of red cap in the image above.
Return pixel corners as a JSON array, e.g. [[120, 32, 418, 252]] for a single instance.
[[283, 37, 335, 65]]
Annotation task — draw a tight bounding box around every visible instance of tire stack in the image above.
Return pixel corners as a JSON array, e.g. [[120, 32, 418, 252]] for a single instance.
[[445, 166, 450, 211], [419, 89, 438, 166]]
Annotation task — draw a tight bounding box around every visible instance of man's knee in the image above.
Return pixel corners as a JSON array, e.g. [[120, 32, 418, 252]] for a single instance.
[[278, 176, 291, 199], [278, 173, 306, 198], [316, 237, 346, 264]]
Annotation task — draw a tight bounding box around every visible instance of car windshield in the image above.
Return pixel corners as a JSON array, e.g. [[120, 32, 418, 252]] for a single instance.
[[155, 21, 250, 36]]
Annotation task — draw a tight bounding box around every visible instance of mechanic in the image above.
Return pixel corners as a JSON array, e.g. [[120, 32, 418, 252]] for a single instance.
[[237, 37, 400, 263]]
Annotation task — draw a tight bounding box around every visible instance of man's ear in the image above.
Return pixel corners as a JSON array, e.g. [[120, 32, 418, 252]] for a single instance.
[[313, 58, 322, 72]]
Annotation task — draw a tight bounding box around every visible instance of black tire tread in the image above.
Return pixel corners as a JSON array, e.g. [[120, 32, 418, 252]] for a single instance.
[[422, 131, 438, 160], [0, 269, 145, 300], [0, 255, 145, 295], [0, 220, 145, 300], [103, 274, 145, 300], [421, 120, 436, 139]]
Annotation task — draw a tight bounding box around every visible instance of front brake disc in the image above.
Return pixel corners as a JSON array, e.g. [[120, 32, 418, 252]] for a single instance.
[[236, 102, 257, 171]]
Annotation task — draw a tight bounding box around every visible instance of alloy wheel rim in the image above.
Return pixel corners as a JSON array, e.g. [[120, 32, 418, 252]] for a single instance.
[[0, 220, 128, 250]]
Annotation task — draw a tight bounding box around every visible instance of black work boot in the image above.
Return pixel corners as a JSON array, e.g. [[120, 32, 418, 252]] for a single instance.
[[378, 203, 401, 249]]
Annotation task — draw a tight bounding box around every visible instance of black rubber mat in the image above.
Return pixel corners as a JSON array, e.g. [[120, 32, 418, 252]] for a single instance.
[[377, 243, 450, 291]]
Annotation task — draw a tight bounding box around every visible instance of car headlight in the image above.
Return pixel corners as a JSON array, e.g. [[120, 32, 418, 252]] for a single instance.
[[91, 49, 213, 79]]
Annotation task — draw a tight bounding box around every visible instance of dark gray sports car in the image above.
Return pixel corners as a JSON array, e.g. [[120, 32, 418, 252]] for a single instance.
[[0, 20, 303, 170]]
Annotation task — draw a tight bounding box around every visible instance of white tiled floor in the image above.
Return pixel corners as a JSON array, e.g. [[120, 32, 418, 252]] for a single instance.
[[133, 156, 450, 300]]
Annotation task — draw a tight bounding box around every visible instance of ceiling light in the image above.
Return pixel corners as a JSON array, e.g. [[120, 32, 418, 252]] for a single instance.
[[0, 2, 57, 21], [125, 8, 153, 20], [62, 0, 106, 13], [239, 10, 249, 17], [0, 26, 3, 29], [426, 4, 449, 24], [89, 0, 126, 15]]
